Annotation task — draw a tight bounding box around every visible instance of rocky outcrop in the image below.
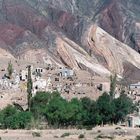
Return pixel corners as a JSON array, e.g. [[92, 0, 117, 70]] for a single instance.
[[56, 37, 111, 77], [0, 0, 139, 81], [83, 25, 140, 75]]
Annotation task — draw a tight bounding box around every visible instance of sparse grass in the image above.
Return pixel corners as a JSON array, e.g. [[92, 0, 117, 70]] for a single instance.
[[78, 134, 85, 139], [61, 132, 70, 138], [32, 131, 41, 137], [85, 126, 92, 130], [77, 125, 84, 129]]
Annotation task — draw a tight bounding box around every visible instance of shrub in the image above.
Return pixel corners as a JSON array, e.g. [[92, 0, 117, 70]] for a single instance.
[[0, 105, 32, 129], [32, 132, 41, 137], [77, 125, 84, 129], [115, 127, 121, 130], [136, 135, 140, 140], [79, 134, 85, 139], [61, 133, 70, 137], [97, 130, 101, 133]]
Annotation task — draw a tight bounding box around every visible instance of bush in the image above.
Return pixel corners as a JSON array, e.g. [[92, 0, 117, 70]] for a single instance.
[[61, 133, 70, 137], [77, 125, 84, 129], [136, 135, 140, 140], [31, 91, 51, 119], [32, 132, 41, 137], [79, 134, 85, 139], [97, 130, 101, 133], [115, 127, 121, 130], [0, 105, 32, 129]]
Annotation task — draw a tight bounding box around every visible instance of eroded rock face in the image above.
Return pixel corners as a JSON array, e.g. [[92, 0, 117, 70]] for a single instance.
[[83, 25, 140, 75], [98, 0, 140, 51]]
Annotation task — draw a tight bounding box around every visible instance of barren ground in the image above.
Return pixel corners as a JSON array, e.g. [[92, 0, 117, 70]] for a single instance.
[[0, 126, 139, 140]]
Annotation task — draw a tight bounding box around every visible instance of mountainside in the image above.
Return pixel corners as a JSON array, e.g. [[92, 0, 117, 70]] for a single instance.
[[0, 0, 140, 82], [99, 0, 140, 52], [25, 0, 140, 51]]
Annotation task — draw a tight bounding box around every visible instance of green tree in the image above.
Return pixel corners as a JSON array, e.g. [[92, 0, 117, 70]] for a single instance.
[[27, 65, 33, 111], [7, 61, 13, 79], [114, 93, 134, 123], [81, 97, 101, 126], [66, 98, 83, 126], [31, 91, 51, 119], [1, 106, 18, 129], [97, 92, 115, 125], [45, 95, 67, 128], [110, 74, 117, 99], [4, 111, 32, 129], [44, 94, 83, 128], [0, 105, 32, 129]]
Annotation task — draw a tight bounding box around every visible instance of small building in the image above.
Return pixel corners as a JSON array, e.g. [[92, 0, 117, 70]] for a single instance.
[[127, 115, 140, 128], [20, 70, 28, 81], [20, 65, 34, 81], [92, 76, 110, 92], [46, 77, 53, 92], [94, 82, 110, 92], [35, 67, 44, 74], [14, 75, 20, 85], [130, 82, 140, 89], [56, 84, 62, 92], [114, 92, 120, 99], [59, 68, 74, 77], [0, 79, 12, 89], [33, 79, 47, 94]]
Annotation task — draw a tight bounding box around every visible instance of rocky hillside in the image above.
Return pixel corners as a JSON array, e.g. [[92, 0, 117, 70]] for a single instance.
[[0, 0, 140, 82], [25, 0, 140, 51], [99, 0, 140, 52]]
